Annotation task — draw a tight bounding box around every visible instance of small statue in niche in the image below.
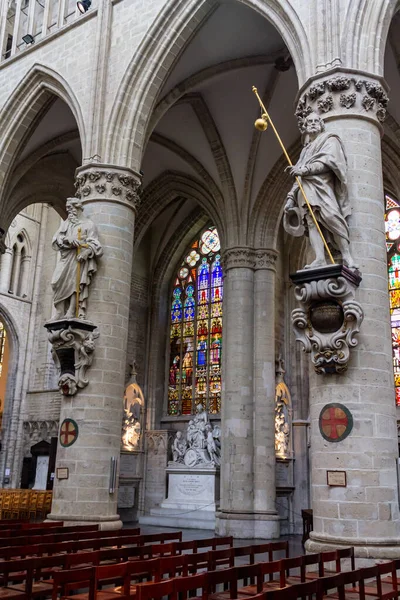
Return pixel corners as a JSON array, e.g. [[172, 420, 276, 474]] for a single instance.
[[172, 431, 187, 463], [51, 198, 103, 320], [274, 356, 292, 459], [121, 364, 144, 451], [205, 424, 220, 466], [283, 113, 356, 270]]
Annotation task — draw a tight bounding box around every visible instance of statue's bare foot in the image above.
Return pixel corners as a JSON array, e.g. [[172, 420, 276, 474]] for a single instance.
[[342, 255, 359, 270], [303, 259, 327, 270]]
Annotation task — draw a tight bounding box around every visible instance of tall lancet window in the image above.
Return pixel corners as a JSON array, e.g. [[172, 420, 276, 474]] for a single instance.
[[385, 193, 400, 406], [168, 227, 223, 416]]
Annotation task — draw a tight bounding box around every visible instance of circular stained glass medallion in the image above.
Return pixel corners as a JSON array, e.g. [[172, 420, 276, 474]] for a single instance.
[[386, 209, 400, 241], [179, 267, 189, 279], [200, 228, 220, 255], [186, 250, 200, 267]]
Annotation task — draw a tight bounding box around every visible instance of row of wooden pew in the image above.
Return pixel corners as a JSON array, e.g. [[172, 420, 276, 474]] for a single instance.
[[0, 522, 395, 600], [0, 540, 396, 600]]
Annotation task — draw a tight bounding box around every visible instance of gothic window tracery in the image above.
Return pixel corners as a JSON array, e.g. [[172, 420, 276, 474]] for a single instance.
[[167, 227, 223, 416], [385, 193, 400, 405]]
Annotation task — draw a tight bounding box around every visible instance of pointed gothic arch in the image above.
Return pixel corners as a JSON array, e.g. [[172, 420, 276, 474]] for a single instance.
[[105, 0, 311, 169], [0, 64, 85, 230]]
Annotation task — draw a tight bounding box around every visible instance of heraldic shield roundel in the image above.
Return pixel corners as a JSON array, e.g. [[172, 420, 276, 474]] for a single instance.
[[319, 403, 353, 443], [59, 418, 79, 448]]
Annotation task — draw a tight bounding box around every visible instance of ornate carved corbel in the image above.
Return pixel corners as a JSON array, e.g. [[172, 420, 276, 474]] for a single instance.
[[290, 266, 364, 374]]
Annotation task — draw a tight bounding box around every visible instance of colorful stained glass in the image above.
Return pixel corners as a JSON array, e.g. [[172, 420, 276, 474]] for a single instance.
[[386, 194, 400, 406], [186, 250, 200, 267], [167, 227, 223, 415], [200, 228, 221, 254]]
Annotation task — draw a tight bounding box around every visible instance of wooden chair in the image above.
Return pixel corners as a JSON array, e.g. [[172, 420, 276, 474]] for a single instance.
[[44, 492, 53, 517], [186, 551, 210, 574], [65, 551, 101, 570], [35, 492, 47, 520], [52, 566, 96, 600], [148, 542, 177, 558], [28, 491, 39, 521], [301, 509, 313, 545], [136, 579, 175, 600], [279, 557, 306, 589], [156, 554, 188, 581], [0, 557, 34, 600], [17, 492, 30, 521], [269, 541, 290, 562], [233, 545, 254, 567], [207, 566, 238, 600], [265, 578, 321, 600], [239, 560, 282, 595], [174, 572, 208, 600], [207, 548, 235, 571], [1, 491, 13, 520], [284, 554, 321, 584], [10, 555, 67, 598]]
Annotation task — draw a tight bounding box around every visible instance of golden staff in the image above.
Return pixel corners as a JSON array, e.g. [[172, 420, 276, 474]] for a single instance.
[[75, 228, 89, 318], [75, 227, 82, 318], [252, 86, 335, 265]]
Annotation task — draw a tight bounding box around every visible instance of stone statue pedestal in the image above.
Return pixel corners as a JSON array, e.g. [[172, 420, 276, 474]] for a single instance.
[[290, 264, 363, 374], [44, 318, 98, 396], [140, 464, 220, 530]]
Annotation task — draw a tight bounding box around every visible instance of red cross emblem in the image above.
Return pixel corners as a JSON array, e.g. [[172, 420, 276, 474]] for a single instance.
[[60, 419, 79, 447], [319, 404, 352, 443]]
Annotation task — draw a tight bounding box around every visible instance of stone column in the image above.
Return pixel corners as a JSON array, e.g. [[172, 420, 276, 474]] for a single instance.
[[47, 164, 140, 529], [9, 248, 21, 295], [296, 73, 400, 559], [216, 247, 256, 538], [0, 248, 12, 293], [253, 248, 280, 538]]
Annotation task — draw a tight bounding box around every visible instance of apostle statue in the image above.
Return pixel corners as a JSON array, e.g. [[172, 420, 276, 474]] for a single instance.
[[283, 113, 356, 270], [51, 198, 103, 319]]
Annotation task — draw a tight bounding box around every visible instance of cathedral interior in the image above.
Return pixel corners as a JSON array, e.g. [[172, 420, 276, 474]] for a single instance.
[[0, 0, 399, 560]]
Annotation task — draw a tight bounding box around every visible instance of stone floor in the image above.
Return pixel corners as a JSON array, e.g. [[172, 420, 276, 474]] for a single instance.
[[134, 523, 304, 557]]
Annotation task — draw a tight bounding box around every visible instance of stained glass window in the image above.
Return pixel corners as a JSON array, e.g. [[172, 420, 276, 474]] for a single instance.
[[168, 227, 223, 415], [385, 194, 400, 406]]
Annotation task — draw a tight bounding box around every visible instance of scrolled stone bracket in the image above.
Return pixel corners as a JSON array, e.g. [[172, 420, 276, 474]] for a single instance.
[[75, 163, 142, 212], [290, 265, 364, 375], [44, 318, 99, 396], [295, 69, 389, 131]]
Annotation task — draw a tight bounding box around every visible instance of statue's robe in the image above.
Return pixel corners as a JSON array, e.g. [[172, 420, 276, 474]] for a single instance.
[[290, 132, 350, 243], [51, 217, 103, 312]]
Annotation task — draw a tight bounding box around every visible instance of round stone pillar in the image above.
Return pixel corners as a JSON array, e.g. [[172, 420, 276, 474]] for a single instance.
[[47, 164, 140, 529], [216, 248, 255, 537], [0, 248, 12, 293], [253, 249, 280, 538], [296, 73, 400, 559]]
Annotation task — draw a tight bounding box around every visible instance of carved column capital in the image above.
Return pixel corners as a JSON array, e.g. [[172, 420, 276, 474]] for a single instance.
[[75, 163, 142, 211], [221, 247, 256, 271], [295, 69, 389, 132], [254, 248, 278, 271]]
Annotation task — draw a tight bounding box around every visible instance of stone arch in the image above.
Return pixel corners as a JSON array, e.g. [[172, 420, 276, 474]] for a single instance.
[[341, 0, 399, 74], [135, 171, 226, 252], [105, 0, 311, 169], [0, 64, 85, 229]]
